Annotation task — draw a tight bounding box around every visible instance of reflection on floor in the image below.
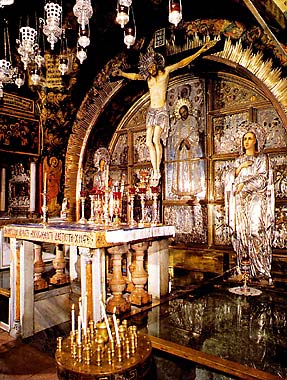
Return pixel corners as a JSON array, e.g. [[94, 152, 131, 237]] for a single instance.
[[0, 248, 286, 379]]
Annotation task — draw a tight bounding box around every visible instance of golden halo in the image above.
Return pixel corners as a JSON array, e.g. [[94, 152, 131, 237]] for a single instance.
[[174, 98, 192, 120]]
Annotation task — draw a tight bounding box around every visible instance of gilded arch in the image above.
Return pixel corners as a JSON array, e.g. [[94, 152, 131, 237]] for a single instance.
[[65, 28, 287, 221]]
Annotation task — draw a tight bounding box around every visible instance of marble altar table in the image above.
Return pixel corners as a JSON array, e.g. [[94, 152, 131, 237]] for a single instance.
[[3, 223, 175, 338]]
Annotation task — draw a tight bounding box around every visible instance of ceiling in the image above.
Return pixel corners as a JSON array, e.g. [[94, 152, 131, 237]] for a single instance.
[[0, 0, 286, 102]]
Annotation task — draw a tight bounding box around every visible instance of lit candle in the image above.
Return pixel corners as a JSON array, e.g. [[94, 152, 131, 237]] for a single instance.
[[83, 293, 88, 336], [112, 307, 120, 345], [78, 297, 83, 329], [29, 162, 36, 212], [43, 171, 47, 193], [100, 300, 113, 342], [105, 164, 109, 189], [71, 304, 75, 333], [77, 315, 81, 344]]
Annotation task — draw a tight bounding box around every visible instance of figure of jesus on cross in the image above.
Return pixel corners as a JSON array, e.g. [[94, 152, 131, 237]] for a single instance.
[[113, 40, 217, 185]]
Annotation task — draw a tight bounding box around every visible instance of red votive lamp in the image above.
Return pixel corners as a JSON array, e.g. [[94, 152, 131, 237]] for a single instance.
[[129, 187, 136, 195], [150, 186, 159, 193]]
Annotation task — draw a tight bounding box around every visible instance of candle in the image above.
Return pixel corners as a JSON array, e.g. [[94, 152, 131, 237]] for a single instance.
[[83, 293, 88, 336], [112, 307, 120, 345], [105, 164, 109, 189], [43, 171, 47, 193], [71, 304, 75, 333], [100, 300, 113, 341], [78, 297, 83, 329], [29, 162, 36, 212], [77, 315, 81, 344]]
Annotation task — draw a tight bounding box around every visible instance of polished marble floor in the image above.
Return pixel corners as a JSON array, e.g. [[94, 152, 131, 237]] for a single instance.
[[0, 249, 286, 379]]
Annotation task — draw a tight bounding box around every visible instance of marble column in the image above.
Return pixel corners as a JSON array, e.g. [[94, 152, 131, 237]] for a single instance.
[[79, 247, 105, 323], [10, 239, 34, 338], [106, 244, 131, 314], [129, 241, 152, 306], [125, 248, 135, 293]]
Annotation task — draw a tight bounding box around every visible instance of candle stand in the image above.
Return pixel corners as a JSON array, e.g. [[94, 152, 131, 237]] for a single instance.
[[55, 318, 153, 380], [104, 189, 111, 225], [137, 187, 147, 228], [95, 190, 104, 225], [88, 194, 96, 223], [150, 186, 160, 226], [79, 195, 87, 224], [128, 187, 137, 227], [228, 256, 262, 296], [112, 191, 122, 226], [41, 191, 48, 225]]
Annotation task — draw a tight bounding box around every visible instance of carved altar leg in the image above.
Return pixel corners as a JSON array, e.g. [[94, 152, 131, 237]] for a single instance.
[[34, 244, 48, 291], [125, 248, 135, 293], [106, 244, 130, 314], [50, 244, 70, 285], [129, 242, 152, 306]]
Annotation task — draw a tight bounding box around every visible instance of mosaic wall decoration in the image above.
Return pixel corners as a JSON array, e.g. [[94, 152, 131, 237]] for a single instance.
[[165, 160, 206, 201], [273, 205, 287, 249], [213, 204, 231, 246], [270, 153, 287, 199], [165, 79, 207, 201], [212, 76, 267, 110], [107, 71, 287, 251], [110, 133, 128, 166], [212, 112, 249, 155], [164, 204, 207, 245], [257, 108, 287, 150], [0, 114, 40, 156], [213, 160, 234, 201], [133, 130, 150, 164]]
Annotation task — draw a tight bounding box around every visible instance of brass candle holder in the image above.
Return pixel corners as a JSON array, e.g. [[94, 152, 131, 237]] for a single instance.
[[112, 190, 122, 226], [79, 192, 87, 224], [55, 314, 153, 380], [88, 193, 96, 223], [228, 256, 262, 296], [137, 187, 147, 227], [150, 186, 160, 226], [41, 191, 48, 225], [128, 187, 137, 227]]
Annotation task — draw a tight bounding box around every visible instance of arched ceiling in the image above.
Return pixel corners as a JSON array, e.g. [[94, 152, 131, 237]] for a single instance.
[[1, 0, 287, 106]]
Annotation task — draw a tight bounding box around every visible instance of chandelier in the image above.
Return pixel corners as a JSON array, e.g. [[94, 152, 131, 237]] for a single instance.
[[115, 0, 132, 28], [169, 0, 182, 27], [42, 2, 62, 51], [0, 0, 14, 7], [74, 0, 93, 64], [0, 19, 21, 98], [14, 0, 94, 89], [17, 27, 38, 70], [115, 0, 136, 49], [123, 6, 136, 49]]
